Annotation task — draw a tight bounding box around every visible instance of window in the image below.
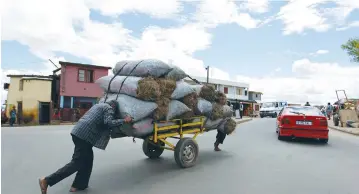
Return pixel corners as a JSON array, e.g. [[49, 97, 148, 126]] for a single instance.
[[255, 94, 258, 98], [19, 80, 24, 91], [236, 88, 242, 95], [78, 69, 94, 83], [244, 90, 248, 96], [224, 87, 228, 94]]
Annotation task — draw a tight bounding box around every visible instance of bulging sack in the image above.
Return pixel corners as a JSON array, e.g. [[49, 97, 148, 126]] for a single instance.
[[99, 94, 158, 122], [204, 118, 224, 130], [166, 64, 188, 80], [196, 98, 213, 115], [171, 81, 195, 99], [96, 75, 141, 97], [113, 59, 171, 78], [223, 105, 233, 118], [190, 85, 203, 95], [131, 118, 176, 137], [167, 100, 192, 120]]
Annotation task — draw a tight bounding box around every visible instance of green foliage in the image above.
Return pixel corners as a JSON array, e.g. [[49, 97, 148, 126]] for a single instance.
[[341, 38, 359, 63]]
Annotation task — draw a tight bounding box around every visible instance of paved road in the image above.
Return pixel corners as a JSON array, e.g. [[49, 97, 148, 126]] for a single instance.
[[2, 119, 359, 194]]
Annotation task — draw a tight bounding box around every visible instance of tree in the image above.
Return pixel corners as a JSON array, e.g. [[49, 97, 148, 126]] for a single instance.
[[341, 38, 359, 63]]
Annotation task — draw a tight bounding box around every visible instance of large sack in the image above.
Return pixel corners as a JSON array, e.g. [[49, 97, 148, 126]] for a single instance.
[[223, 105, 233, 118], [96, 76, 161, 101], [167, 100, 192, 120], [196, 98, 213, 115], [166, 64, 187, 80], [171, 81, 195, 99], [99, 94, 157, 121], [204, 118, 224, 130], [131, 118, 176, 137], [191, 85, 203, 95], [113, 59, 171, 77]]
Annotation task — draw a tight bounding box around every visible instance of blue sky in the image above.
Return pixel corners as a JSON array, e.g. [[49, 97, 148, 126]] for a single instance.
[[1, 0, 359, 104]]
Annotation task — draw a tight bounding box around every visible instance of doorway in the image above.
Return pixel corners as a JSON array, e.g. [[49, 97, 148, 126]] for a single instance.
[[39, 102, 50, 124], [17, 101, 23, 124]]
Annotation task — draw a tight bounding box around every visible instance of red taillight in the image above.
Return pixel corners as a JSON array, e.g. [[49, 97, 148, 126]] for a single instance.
[[281, 117, 290, 125], [319, 119, 328, 126]]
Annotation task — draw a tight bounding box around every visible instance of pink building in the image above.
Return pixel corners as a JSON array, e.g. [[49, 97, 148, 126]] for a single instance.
[[53, 61, 111, 121]]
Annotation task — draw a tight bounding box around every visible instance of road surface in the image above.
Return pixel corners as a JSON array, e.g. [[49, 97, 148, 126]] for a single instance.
[[2, 118, 359, 194]]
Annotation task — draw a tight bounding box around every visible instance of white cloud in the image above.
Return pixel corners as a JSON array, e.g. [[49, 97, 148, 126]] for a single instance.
[[193, 0, 261, 29], [86, 0, 183, 19], [336, 21, 359, 31], [310, 49, 329, 56], [277, 0, 359, 35], [241, 0, 269, 14], [237, 58, 359, 105]]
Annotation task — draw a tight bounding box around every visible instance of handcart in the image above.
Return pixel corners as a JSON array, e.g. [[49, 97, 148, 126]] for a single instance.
[[112, 116, 209, 168]]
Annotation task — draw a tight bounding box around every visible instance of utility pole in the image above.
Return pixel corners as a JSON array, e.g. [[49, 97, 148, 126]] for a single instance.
[[205, 66, 209, 83]]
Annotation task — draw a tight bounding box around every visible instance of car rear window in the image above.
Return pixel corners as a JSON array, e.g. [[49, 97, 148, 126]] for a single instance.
[[283, 106, 324, 116]]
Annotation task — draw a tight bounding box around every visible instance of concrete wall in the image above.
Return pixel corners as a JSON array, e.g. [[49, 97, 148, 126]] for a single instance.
[[60, 65, 108, 97], [249, 92, 262, 101], [6, 77, 52, 124]]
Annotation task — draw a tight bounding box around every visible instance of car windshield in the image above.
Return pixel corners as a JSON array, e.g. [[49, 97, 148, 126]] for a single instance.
[[262, 102, 275, 108], [284, 106, 323, 116]]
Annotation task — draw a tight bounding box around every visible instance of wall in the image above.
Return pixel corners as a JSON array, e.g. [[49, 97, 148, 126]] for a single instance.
[[249, 92, 262, 101], [218, 85, 248, 100], [6, 78, 52, 124], [60, 65, 108, 97]]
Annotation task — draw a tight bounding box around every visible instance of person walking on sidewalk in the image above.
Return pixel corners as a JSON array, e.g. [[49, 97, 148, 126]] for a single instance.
[[326, 102, 333, 120], [9, 106, 17, 127], [38, 100, 132, 194], [239, 102, 244, 119]]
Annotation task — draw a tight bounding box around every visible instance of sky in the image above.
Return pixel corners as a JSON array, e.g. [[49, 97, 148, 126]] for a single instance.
[[1, 0, 359, 105]]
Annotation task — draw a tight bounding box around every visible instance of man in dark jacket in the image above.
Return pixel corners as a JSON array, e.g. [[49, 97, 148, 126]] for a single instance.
[[304, 102, 311, 106], [38, 100, 131, 193]]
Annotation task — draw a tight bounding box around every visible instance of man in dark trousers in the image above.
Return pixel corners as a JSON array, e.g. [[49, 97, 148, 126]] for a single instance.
[[38, 100, 132, 193], [239, 102, 244, 119]]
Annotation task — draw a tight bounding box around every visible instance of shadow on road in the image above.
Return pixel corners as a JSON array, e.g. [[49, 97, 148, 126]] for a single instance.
[[91, 149, 233, 193], [280, 138, 329, 147]]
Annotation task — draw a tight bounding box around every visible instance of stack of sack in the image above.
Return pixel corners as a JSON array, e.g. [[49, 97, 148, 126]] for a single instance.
[[96, 59, 237, 138]]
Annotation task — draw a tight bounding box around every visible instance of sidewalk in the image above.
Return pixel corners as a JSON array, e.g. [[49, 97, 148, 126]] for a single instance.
[[328, 120, 359, 136], [234, 117, 252, 124]]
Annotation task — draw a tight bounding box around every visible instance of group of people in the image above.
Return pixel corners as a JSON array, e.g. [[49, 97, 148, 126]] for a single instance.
[[305, 101, 335, 120]]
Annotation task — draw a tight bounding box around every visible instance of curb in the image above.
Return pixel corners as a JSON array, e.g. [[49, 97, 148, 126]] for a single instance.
[[236, 118, 253, 124], [328, 126, 359, 136]]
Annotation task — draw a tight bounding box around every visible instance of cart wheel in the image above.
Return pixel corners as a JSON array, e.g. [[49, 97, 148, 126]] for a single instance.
[[142, 138, 164, 159], [174, 138, 199, 168]]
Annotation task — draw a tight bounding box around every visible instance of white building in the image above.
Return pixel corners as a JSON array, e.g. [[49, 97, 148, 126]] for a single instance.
[[184, 76, 250, 101]]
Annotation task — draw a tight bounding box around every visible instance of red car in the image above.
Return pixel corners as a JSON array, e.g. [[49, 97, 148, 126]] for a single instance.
[[276, 106, 329, 143]]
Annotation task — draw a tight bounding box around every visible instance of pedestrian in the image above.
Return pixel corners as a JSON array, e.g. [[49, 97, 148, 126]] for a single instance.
[[38, 100, 132, 194], [326, 102, 333, 120], [239, 102, 244, 119], [9, 106, 16, 127], [304, 102, 311, 106]]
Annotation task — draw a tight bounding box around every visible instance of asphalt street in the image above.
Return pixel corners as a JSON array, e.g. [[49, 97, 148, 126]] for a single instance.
[[2, 118, 359, 194]]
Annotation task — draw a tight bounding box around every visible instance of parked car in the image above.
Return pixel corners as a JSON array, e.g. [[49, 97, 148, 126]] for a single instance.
[[276, 106, 329, 143]]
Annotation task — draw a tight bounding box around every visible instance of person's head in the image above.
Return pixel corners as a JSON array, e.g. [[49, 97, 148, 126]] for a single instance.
[[328, 102, 330, 105], [106, 100, 119, 116], [12, 106, 16, 110]]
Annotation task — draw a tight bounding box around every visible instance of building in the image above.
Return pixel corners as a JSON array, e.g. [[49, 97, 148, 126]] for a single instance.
[[184, 76, 259, 116], [53, 61, 111, 121], [248, 91, 263, 116], [5, 75, 53, 124]]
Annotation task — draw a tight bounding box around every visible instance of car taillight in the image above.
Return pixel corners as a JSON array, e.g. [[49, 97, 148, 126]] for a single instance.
[[281, 117, 290, 125], [320, 120, 328, 126]]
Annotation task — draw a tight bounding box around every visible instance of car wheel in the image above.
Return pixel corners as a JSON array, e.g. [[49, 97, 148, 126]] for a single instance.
[[319, 138, 328, 144]]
